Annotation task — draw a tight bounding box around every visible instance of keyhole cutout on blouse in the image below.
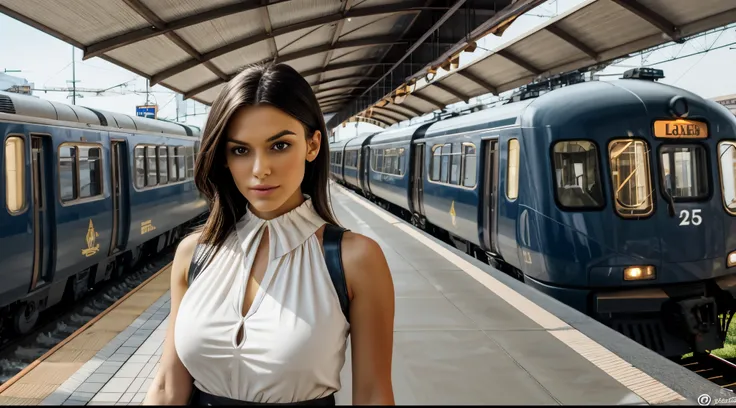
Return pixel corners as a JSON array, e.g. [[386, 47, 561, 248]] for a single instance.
[[236, 226, 272, 346]]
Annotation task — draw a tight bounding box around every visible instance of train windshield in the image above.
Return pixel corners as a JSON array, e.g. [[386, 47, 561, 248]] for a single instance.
[[718, 141, 736, 213], [659, 145, 708, 201], [608, 139, 654, 217], [552, 141, 603, 208]]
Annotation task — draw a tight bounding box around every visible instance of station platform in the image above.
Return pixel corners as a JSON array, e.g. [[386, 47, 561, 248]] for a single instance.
[[0, 183, 729, 405]]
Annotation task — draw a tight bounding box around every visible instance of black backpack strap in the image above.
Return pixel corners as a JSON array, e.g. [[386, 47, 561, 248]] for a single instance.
[[323, 224, 350, 323], [187, 243, 207, 286]]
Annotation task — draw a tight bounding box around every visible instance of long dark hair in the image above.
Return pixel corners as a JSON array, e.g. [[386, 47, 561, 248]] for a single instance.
[[192, 62, 338, 261]]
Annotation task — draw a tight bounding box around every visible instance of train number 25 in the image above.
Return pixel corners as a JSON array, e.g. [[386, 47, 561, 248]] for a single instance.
[[679, 209, 702, 226]]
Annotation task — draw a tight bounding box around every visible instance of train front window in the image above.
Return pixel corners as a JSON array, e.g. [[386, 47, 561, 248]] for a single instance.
[[719, 141, 736, 213], [608, 139, 653, 217], [552, 141, 603, 208], [660, 145, 707, 201]]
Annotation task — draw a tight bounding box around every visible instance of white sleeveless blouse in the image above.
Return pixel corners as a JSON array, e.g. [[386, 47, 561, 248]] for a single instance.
[[174, 198, 350, 403]]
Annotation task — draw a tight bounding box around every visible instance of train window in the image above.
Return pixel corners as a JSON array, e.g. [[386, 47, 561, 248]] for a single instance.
[[431, 145, 441, 181], [59, 145, 77, 202], [186, 146, 195, 179], [398, 148, 405, 174], [660, 145, 707, 200], [176, 147, 186, 181], [158, 146, 168, 184], [146, 146, 158, 186], [507, 139, 519, 199], [168, 146, 177, 181], [608, 139, 653, 217], [450, 143, 461, 184], [134, 146, 145, 188], [463, 143, 477, 187], [4, 136, 26, 213], [78, 146, 102, 199], [552, 141, 603, 208], [719, 141, 736, 213], [440, 144, 450, 183]]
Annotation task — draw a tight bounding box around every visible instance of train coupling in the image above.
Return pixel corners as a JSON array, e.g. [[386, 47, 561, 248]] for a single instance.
[[663, 296, 721, 354]]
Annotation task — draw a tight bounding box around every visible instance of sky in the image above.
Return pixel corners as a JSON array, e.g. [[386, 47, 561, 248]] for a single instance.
[[0, 0, 734, 139]]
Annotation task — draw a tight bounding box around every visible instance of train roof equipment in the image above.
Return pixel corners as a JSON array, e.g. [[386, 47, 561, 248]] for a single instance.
[[0, 91, 200, 138]]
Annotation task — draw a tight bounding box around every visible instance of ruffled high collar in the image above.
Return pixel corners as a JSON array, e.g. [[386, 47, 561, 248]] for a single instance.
[[235, 196, 326, 260]]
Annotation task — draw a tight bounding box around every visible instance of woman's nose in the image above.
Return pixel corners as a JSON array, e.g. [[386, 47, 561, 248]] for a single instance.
[[252, 152, 271, 178]]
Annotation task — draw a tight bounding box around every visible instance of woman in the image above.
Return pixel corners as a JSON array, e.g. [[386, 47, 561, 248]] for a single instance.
[[144, 62, 395, 405]]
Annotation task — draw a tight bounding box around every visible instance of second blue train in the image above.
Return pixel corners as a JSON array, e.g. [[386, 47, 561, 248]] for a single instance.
[[330, 68, 736, 358]]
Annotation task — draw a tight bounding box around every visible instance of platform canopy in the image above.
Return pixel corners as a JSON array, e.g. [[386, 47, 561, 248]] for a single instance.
[[0, 0, 547, 127], [348, 0, 736, 128]]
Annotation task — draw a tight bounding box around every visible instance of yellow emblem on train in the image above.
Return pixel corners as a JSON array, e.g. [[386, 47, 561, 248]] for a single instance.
[[653, 119, 708, 138], [450, 200, 456, 227], [82, 219, 100, 257], [141, 220, 157, 235]]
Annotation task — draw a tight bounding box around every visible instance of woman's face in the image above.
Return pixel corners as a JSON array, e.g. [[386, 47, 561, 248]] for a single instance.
[[224, 104, 320, 219]]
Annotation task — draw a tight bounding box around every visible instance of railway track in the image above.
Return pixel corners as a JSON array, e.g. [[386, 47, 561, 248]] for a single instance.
[[680, 353, 736, 391], [0, 250, 174, 385]]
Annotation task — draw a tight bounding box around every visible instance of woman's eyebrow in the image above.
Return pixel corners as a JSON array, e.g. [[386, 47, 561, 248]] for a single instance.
[[226, 130, 297, 146]]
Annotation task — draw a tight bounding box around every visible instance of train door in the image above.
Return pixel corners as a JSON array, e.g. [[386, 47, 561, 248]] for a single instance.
[[109, 140, 129, 254], [30, 135, 54, 290], [362, 146, 372, 194], [482, 139, 499, 254], [654, 141, 723, 266], [410, 143, 425, 216]]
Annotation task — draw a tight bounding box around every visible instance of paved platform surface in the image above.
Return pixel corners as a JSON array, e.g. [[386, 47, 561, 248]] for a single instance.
[[3, 183, 723, 405]]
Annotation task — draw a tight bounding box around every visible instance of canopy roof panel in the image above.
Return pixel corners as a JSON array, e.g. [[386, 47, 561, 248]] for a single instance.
[[0, 0, 541, 120], [336, 0, 736, 128]]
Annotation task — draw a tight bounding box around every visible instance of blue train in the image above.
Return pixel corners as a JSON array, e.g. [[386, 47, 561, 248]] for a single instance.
[[0, 91, 208, 336], [330, 68, 736, 357]]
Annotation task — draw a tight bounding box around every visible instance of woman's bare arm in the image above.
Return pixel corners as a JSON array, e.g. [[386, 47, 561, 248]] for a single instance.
[[342, 232, 395, 405], [143, 233, 199, 405]]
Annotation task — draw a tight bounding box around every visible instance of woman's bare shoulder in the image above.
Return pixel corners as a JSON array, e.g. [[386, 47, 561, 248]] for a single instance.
[[340, 231, 392, 295], [175, 231, 202, 286]]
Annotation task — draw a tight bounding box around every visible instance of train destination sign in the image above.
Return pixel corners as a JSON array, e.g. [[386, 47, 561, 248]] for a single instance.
[[653, 119, 708, 138]]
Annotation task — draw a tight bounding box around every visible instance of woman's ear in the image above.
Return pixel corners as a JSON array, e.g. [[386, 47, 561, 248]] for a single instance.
[[306, 130, 321, 162]]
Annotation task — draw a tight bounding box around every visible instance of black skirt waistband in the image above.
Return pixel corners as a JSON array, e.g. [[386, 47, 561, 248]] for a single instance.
[[191, 388, 336, 406]]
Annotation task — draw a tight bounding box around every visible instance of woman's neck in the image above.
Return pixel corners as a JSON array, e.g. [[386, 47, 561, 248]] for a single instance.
[[248, 190, 306, 220]]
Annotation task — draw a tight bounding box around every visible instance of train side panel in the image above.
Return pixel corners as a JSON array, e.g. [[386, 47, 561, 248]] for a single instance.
[[366, 142, 411, 211], [126, 136, 206, 252], [0, 124, 35, 308], [419, 136, 481, 246], [51, 126, 114, 289]]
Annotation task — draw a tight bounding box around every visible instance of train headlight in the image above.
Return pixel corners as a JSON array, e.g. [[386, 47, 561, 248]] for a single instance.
[[728, 251, 736, 267], [623, 266, 656, 281]]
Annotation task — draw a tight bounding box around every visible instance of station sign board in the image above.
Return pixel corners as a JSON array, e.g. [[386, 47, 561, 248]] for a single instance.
[[136, 105, 157, 119]]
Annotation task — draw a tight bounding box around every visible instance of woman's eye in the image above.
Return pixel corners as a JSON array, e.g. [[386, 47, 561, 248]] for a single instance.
[[273, 142, 290, 151], [231, 146, 247, 155]]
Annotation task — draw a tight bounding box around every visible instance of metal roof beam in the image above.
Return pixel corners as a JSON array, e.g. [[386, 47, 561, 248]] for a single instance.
[[410, 93, 444, 110], [610, 0, 682, 43], [260, 0, 278, 60], [495, 49, 542, 76], [369, 112, 396, 125], [183, 58, 380, 99], [378, 105, 413, 120], [315, 85, 365, 96], [121, 0, 229, 82], [84, 0, 294, 60], [456, 71, 498, 95], [371, 108, 405, 123], [431, 82, 469, 103], [361, 0, 467, 98], [319, 0, 352, 85], [545, 25, 599, 61], [148, 1, 428, 86], [310, 75, 377, 88], [388, 103, 422, 116]]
